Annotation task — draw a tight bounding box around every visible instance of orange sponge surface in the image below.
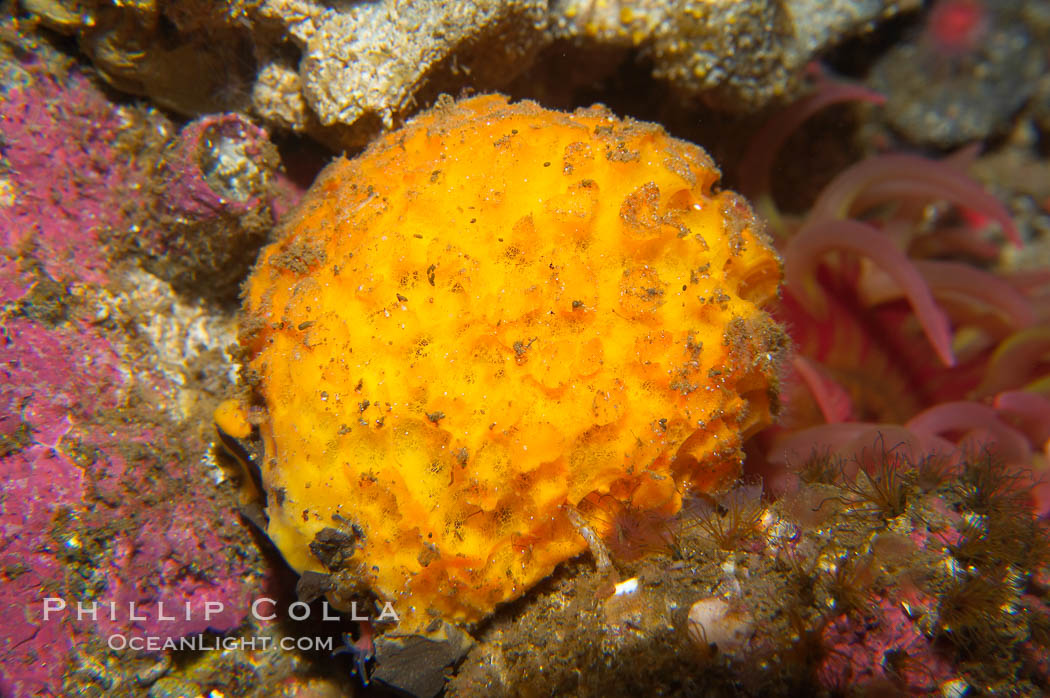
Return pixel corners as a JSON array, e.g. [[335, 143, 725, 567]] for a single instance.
[[241, 94, 785, 631]]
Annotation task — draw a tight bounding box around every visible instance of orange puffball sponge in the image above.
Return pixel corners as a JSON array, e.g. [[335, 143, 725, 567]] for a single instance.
[[241, 94, 785, 631]]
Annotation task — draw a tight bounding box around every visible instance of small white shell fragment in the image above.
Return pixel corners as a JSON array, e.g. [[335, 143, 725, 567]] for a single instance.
[[613, 577, 640, 596], [686, 597, 754, 654]]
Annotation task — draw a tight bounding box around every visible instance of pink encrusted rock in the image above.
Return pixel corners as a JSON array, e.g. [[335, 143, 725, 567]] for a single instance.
[[819, 597, 954, 693], [159, 113, 274, 219], [0, 57, 270, 696], [131, 111, 289, 301], [0, 72, 130, 284]]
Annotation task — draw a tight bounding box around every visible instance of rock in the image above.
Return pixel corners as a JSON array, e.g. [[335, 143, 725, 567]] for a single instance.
[[372, 622, 475, 698], [21, 0, 921, 144]]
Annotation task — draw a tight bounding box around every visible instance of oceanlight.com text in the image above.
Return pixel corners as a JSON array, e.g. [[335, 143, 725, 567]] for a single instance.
[[106, 634, 334, 652]]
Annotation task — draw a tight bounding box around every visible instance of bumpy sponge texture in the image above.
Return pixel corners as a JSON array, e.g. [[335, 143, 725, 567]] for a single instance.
[[242, 94, 784, 631]]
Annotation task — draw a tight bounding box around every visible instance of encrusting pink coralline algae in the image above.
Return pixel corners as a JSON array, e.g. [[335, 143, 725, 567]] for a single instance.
[[0, 49, 290, 696]]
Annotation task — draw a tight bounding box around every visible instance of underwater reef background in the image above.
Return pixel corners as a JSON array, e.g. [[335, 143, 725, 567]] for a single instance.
[[2, 1, 1050, 696]]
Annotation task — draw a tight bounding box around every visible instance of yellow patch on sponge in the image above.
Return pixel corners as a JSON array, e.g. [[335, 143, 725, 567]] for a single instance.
[[241, 94, 785, 631]]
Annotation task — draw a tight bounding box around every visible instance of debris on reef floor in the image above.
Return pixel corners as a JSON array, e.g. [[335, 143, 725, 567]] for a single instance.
[[19, 0, 919, 146], [450, 448, 1050, 697]]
